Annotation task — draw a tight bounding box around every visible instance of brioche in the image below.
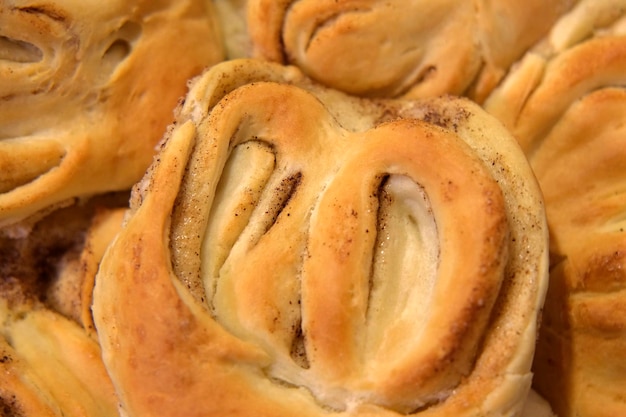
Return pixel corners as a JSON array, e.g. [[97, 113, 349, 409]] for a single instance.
[[0, 0, 224, 227], [92, 59, 548, 417], [214, 0, 575, 101], [484, 2, 626, 415]]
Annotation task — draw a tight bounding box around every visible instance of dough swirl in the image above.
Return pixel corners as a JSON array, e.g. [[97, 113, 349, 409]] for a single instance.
[[215, 0, 575, 101]]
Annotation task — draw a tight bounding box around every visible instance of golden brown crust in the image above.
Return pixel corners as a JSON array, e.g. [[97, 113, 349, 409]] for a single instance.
[[92, 59, 548, 417], [0, 0, 224, 227], [55, 206, 127, 335], [215, 0, 575, 101], [484, 3, 626, 415]]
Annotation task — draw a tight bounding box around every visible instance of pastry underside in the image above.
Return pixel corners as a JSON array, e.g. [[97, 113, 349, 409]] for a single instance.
[[92, 58, 549, 417], [484, 2, 626, 415]]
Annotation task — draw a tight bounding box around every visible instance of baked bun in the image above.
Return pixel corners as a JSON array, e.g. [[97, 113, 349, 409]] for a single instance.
[[92, 59, 548, 417], [214, 0, 574, 101], [484, 2, 626, 415], [0, 0, 224, 227]]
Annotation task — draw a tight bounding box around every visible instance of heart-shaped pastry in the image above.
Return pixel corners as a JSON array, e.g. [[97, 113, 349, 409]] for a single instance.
[[93, 59, 548, 417], [0, 0, 223, 227]]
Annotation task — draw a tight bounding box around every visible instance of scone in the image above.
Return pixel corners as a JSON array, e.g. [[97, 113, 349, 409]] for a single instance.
[[484, 2, 626, 415], [214, 0, 575, 101], [92, 59, 549, 417], [0, 0, 224, 227]]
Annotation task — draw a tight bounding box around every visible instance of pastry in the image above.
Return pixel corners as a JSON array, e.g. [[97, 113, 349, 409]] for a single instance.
[[92, 59, 549, 417], [0, 0, 224, 227], [214, 0, 575, 101], [484, 2, 626, 415]]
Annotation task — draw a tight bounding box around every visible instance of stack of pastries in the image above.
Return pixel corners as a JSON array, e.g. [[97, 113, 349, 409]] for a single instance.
[[0, 1, 623, 416]]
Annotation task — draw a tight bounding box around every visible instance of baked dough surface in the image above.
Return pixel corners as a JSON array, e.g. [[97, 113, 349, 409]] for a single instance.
[[0, 201, 126, 417]]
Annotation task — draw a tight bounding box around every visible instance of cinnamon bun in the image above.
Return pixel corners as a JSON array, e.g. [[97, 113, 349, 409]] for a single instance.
[[92, 59, 549, 417]]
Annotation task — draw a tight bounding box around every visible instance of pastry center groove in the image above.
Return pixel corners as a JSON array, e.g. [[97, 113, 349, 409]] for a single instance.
[[0, 36, 42, 63]]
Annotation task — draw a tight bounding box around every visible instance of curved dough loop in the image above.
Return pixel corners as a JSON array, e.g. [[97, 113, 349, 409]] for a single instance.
[[0, 298, 119, 417]]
